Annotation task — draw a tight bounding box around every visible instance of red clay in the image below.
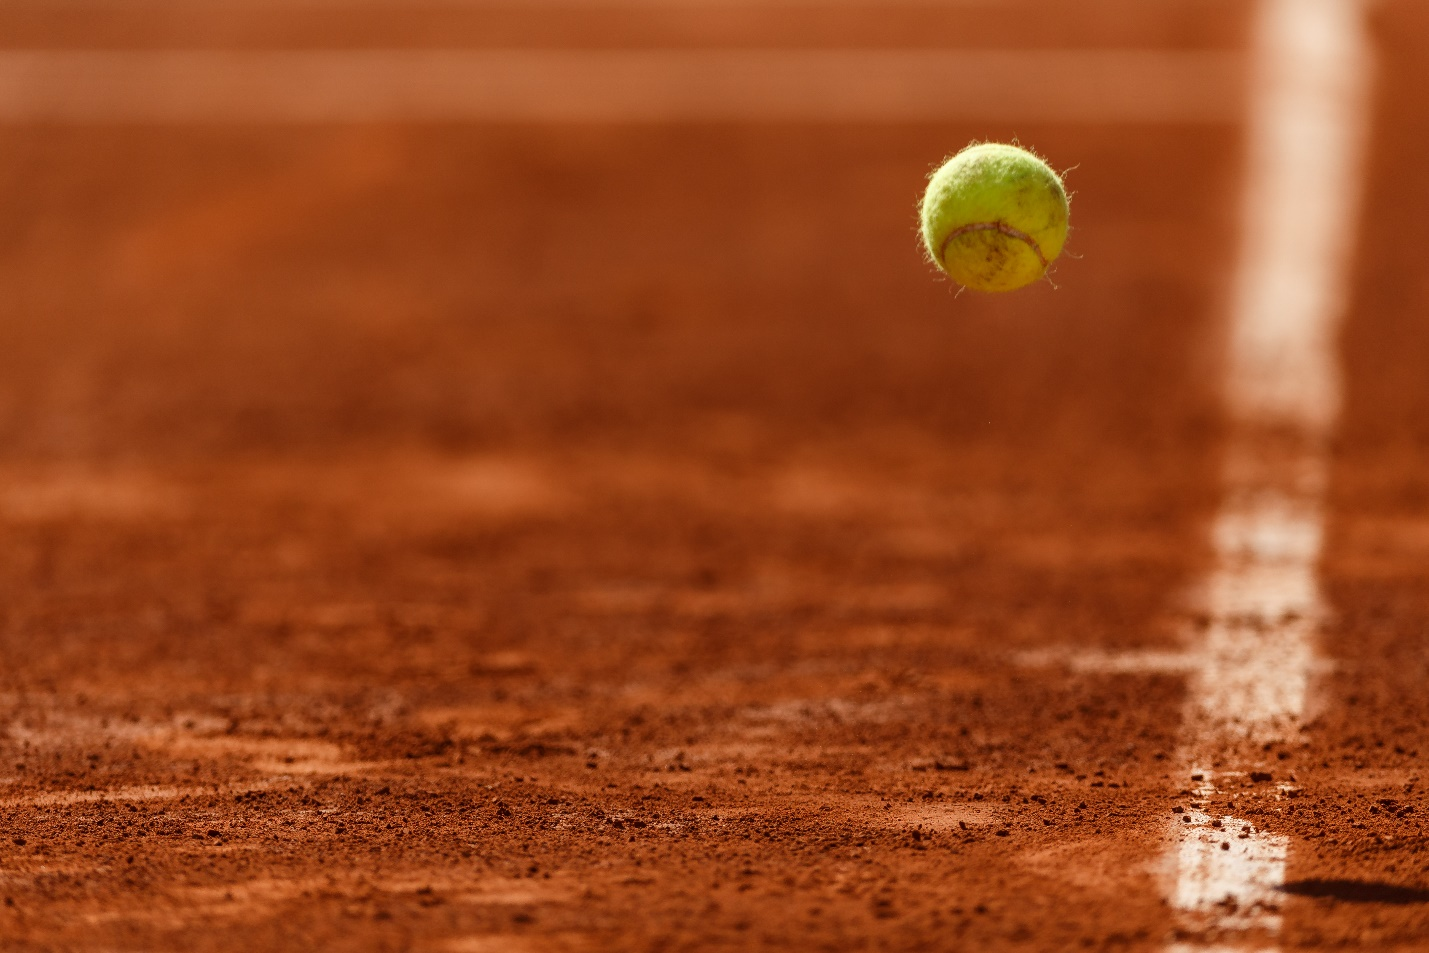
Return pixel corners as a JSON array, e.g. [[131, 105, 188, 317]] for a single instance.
[[1, 2, 1426, 950]]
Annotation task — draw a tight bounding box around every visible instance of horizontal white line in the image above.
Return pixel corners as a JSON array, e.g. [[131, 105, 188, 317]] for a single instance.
[[0, 49, 1244, 123]]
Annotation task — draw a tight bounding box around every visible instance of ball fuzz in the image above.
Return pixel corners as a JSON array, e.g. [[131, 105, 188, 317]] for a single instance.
[[920, 143, 1069, 293]]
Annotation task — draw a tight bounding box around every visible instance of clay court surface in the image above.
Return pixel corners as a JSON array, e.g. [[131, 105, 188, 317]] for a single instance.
[[1, 1, 1428, 950]]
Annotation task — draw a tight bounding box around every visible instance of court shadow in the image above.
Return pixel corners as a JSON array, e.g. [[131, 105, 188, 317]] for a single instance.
[[1279, 879, 1429, 905]]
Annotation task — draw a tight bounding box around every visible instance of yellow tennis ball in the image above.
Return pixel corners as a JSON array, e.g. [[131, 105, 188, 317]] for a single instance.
[[920, 142, 1069, 293]]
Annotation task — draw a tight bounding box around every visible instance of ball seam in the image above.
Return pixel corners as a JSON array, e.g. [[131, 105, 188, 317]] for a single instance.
[[939, 221, 1050, 273]]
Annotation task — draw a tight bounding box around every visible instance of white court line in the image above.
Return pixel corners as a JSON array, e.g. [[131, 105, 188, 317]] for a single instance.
[[0, 49, 1243, 123], [1012, 0, 1369, 945], [1166, 0, 1371, 949]]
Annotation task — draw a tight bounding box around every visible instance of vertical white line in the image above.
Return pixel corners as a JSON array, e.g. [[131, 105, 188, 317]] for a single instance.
[[1166, 0, 1371, 949], [1227, 0, 1372, 434]]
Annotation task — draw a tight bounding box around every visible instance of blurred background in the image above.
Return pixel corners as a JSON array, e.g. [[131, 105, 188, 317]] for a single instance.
[[0, 2, 1267, 746], [0, 0, 1244, 469], [0, 0, 1255, 743]]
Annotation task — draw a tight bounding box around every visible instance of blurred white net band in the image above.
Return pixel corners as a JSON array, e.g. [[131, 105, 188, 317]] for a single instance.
[[0, 50, 1242, 123]]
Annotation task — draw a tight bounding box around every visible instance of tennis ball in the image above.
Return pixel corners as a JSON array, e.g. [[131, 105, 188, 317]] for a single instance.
[[920, 142, 1069, 293]]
